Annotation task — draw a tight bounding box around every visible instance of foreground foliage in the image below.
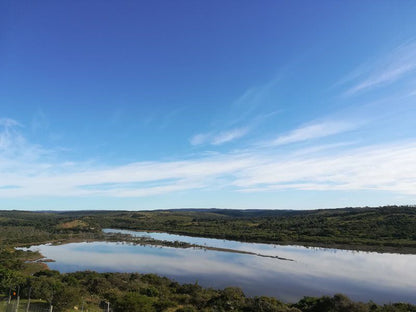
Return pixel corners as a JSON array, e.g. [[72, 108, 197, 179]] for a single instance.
[[1, 263, 415, 312]]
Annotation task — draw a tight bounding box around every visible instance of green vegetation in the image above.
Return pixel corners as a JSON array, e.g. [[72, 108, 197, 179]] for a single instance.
[[1, 205, 415, 252], [89, 205, 416, 253], [0, 211, 101, 247], [1, 259, 416, 312], [0, 206, 415, 311]]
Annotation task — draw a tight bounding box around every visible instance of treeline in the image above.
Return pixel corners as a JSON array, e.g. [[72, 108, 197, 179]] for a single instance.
[[88, 205, 416, 252], [1, 206, 416, 251]]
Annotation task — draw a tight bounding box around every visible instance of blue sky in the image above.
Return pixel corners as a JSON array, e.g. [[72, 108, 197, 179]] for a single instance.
[[1, 1, 416, 210]]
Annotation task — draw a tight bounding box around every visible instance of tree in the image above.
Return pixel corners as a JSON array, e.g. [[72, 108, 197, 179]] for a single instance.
[[113, 293, 155, 312]]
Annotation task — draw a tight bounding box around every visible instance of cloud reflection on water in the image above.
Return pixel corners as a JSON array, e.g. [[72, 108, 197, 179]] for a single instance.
[[25, 233, 416, 304]]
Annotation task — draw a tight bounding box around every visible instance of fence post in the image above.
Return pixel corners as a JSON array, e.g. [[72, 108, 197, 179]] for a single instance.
[[15, 286, 20, 312], [26, 287, 32, 312]]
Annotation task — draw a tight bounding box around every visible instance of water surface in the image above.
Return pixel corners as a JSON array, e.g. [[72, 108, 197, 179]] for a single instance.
[[24, 229, 416, 304]]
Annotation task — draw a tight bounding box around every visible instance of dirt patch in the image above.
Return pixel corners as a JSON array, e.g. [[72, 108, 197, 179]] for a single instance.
[[57, 220, 88, 229]]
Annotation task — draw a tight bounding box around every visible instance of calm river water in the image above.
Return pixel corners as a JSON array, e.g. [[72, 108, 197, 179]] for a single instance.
[[24, 229, 416, 304]]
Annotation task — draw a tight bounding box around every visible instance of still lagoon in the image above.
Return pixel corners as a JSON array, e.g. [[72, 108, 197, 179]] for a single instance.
[[23, 229, 416, 304]]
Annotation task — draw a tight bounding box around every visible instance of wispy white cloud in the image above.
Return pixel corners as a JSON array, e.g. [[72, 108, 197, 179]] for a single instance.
[[190, 127, 249, 146], [233, 141, 416, 195], [2, 118, 416, 199], [0, 118, 48, 162], [31, 109, 49, 132], [229, 79, 278, 124], [341, 41, 416, 96], [211, 128, 249, 145], [3, 140, 416, 198], [0, 154, 254, 198], [0, 119, 22, 151], [191, 75, 283, 148], [271, 121, 356, 146], [190, 133, 211, 146], [0, 118, 22, 128], [290, 141, 357, 157]]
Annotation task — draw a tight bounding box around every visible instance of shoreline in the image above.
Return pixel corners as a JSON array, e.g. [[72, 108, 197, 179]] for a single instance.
[[102, 228, 416, 255], [14, 229, 416, 256], [19, 233, 296, 262]]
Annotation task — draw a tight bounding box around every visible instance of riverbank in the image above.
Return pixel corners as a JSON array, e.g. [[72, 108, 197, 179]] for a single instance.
[[101, 227, 416, 255], [103, 231, 295, 261], [83, 206, 416, 254]]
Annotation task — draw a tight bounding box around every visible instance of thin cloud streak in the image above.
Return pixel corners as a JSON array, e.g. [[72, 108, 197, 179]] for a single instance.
[[342, 41, 416, 96], [190, 127, 249, 146], [212, 128, 249, 145], [271, 121, 357, 146], [227, 78, 280, 126], [191, 75, 283, 148], [190, 133, 211, 146]]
